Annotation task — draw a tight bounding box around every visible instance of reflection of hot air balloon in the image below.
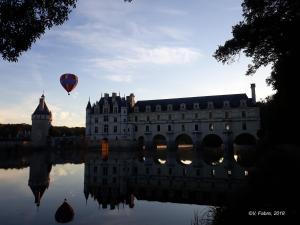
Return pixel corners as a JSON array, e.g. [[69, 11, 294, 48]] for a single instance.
[[60, 73, 78, 95]]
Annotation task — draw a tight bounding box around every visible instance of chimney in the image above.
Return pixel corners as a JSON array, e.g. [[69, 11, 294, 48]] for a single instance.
[[112, 92, 117, 101], [251, 83, 256, 104], [129, 93, 135, 108]]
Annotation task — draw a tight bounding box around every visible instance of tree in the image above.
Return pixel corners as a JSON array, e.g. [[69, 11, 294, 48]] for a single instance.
[[214, 0, 300, 143], [0, 0, 132, 62], [0, 0, 77, 62], [214, 0, 300, 103]]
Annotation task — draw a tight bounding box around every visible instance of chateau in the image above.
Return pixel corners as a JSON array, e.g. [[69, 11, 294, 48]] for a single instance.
[[85, 84, 260, 150]]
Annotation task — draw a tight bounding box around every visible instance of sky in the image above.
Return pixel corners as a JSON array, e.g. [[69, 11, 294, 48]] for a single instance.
[[0, 0, 275, 127]]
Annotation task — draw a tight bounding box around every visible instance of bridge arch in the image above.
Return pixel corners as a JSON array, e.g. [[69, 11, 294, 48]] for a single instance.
[[137, 136, 145, 150], [153, 134, 167, 150], [233, 133, 256, 167], [175, 134, 194, 149], [202, 134, 224, 165]]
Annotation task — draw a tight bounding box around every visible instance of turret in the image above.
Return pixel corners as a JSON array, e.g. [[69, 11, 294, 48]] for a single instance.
[[251, 83, 256, 104]]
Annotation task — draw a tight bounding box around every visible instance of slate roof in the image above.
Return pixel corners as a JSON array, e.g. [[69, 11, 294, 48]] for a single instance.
[[32, 95, 51, 115], [133, 94, 254, 112]]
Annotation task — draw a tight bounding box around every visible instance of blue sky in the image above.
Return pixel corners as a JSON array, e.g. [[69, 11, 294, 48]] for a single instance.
[[0, 0, 274, 127]]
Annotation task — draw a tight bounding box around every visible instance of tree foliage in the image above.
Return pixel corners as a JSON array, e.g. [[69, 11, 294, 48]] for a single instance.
[[0, 0, 77, 62], [214, 0, 300, 100]]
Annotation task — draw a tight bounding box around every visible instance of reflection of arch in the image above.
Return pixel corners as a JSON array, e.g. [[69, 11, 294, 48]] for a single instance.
[[138, 136, 145, 150], [234, 133, 256, 145], [202, 134, 223, 147], [175, 134, 193, 149], [202, 134, 223, 165], [153, 134, 167, 149]]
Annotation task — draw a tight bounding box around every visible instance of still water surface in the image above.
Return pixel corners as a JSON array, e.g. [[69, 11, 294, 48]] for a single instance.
[[0, 149, 210, 225]]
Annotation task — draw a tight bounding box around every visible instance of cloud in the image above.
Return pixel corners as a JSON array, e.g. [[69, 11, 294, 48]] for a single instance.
[[104, 74, 132, 83]]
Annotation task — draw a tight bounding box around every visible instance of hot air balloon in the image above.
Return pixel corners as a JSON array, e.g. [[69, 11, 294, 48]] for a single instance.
[[60, 73, 78, 95]]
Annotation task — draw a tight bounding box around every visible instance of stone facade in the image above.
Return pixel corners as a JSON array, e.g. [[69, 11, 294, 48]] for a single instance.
[[31, 95, 52, 146], [86, 84, 260, 150]]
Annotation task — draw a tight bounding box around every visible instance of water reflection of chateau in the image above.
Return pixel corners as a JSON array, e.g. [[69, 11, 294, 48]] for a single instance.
[[0, 150, 85, 207], [84, 150, 249, 208]]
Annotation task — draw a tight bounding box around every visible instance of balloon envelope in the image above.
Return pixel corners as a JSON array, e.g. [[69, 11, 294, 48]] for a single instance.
[[60, 73, 78, 95]]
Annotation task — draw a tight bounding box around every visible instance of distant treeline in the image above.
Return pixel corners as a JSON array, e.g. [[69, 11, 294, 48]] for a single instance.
[[0, 123, 85, 140]]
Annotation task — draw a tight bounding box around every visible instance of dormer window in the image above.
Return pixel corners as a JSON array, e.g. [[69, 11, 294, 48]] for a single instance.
[[180, 103, 186, 110], [193, 103, 199, 110], [146, 105, 151, 112], [134, 106, 139, 112], [240, 99, 247, 107], [223, 101, 230, 108], [156, 105, 161, 112], [208, 101, 214, 109], [167, 104, 173, 111], [113, 106, 118, 113], [103, 107, 109, 114]]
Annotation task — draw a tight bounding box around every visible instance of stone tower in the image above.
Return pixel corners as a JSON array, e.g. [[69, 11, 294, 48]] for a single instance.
[[31, 94, 52, 146]]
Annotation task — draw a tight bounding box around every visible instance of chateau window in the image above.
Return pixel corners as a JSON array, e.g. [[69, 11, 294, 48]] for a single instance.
[[146, 105, 151, 112], [209, 123, 214, 131], [167, 104, 173, 111], [113, 126, 117, 133], [113, 167, 117, 174], [168, 125, 172, 132], [242, 111, 246, 118], [242, 122, 247, 130], [146, 116, 150, 121], [123, 118, 126, 122], [94, 166, 97, 172], [240, 99, 247, 107], [114, 117, 117, 122], [225, 112, 229, 119], [103, 167, 108, 176], [195, 113, 198, 119], [95, 126, 98, 133], [157, 125, 160, 132], [180, 103, 186, 110], [209, 112, 212, 119], [169, 168, 172, 175], [168, 114, 172, 120], [135, 116, 138, 122], [223, 101, 230, 108], [95, 117, 98, 123], [157, 114, 160, 120], [182, 114, 185, 120], [104, 115, 108, 122], [157, 168, 161, 175], [145, 125, 149, 132], [135, 125, 138, 132], [195, 124, 199, 131], [134, 106, 139, 112], [104, 125, 108, 133], [156, 105, 161, 112], [146, 168, 149, 174], [181, 124, 185, 132], [113, 107, 118, 113], [193, 103, 199, 109], [208, 101, 214, 109]]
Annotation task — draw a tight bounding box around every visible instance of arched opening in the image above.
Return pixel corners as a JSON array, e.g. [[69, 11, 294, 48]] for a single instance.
[[202, 134, 224, 165], [175, 134, 193, 150], [234, 133, 256, 167], [101, 138, 109, 160], [153, 134, 167, 150], [138, 136, 145, 150]]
